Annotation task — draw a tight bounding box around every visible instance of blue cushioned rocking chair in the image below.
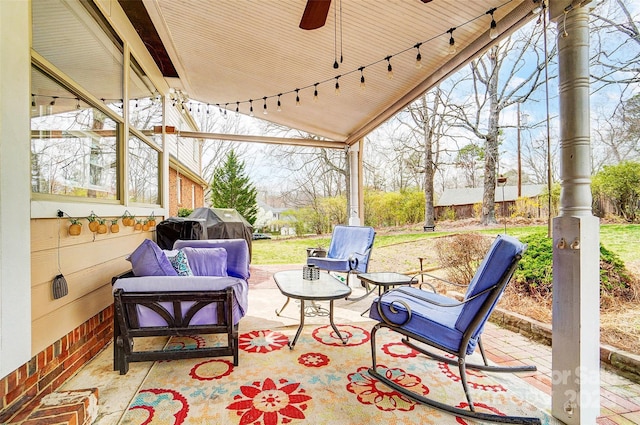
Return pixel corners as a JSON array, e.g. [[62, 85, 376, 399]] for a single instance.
[[306, 224, 375, 299], [368, 234, 541, 424]]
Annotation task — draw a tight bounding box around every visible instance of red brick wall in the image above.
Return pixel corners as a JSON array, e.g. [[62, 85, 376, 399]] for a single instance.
[[168, 168, 206, 217], [0, 306, 112, 423]]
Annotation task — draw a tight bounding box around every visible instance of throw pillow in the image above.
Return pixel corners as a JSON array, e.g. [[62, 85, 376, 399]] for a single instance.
[[127, 239, 178, 277], [181, 247, 228, 277], [167, 249, 194, 276]]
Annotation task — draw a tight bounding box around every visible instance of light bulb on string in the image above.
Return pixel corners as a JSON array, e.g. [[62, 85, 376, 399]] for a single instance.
[[359, 67, 366, 90], [335, 76, 341, 95], [263, 97, 268, 114], [206, 104, 211, 114], [487, 8, 498, 39], [235, 101, 240, 116], [76, 98, 81, 110], [386, 56, 394, 79], [313, 83, 319, 102], [31, 94, 36, 108], [223, 104, 228, 118], [447, 27, 457, 55], [249, 99, 254, 117], [414, 43, 423, 69], [47, 96, 57, 115], [295, 89, 301, 107], [277, 94, 282, 112]]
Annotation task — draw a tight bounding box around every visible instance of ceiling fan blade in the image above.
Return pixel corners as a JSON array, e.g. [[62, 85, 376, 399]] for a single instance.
[[421, 0, 433, 2], [299, 0, 332, 30]]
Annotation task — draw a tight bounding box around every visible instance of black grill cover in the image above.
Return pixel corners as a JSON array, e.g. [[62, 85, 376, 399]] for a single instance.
[[188, 208, 253, 259], [155, 217, 205, 250]]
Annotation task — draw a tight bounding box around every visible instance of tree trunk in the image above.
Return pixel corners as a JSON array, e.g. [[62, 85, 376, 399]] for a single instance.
[[481, 48, 500, 225]]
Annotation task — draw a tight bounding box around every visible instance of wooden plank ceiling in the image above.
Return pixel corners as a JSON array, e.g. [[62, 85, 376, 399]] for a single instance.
[[126, 0, 541, 145]]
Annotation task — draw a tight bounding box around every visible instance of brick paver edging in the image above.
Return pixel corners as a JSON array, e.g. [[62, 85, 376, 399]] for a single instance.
[[490, 308, 640, 384]]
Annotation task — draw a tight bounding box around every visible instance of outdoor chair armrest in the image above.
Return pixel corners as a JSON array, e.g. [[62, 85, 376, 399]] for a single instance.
[[347, 250, 369, 271], [415, 272, 469, 289], [383, 285, 498, 308]]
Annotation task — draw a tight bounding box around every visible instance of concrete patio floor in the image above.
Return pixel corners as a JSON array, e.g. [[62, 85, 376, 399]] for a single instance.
[[61, 264, 640, 424]]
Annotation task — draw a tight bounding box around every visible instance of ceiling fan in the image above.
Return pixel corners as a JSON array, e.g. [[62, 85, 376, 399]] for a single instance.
[[299, 0, 331, 30], [299, 0, 433, 30]]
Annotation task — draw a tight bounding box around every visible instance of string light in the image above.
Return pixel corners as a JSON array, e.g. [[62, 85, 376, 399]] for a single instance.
[[76, 98, 81, 110], [183, 4, 521, 114], [249, 99, 254, 117], [414, 43, 423, 69], [263, 97, 268, 114], [50, 96, 58, 106], [487, 8, 498, 40], [236, 101, 240, 115], [31, 94, 36, 108], [447, 27, 457, 55]]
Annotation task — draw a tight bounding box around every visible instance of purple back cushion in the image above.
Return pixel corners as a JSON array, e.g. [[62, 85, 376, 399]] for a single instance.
[[127, 239, 178, 277], [181, 247, 228, 277]]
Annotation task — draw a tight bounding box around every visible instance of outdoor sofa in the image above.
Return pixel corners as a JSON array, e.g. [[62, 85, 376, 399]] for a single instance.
[[112, 238, 249, 374]]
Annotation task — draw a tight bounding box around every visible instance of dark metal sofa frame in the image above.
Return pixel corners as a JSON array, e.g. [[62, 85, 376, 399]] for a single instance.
[[112, 271, 238, 375]]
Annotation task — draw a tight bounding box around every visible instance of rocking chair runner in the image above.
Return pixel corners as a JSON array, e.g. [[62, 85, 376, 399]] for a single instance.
[[368, 234, 541, 425]]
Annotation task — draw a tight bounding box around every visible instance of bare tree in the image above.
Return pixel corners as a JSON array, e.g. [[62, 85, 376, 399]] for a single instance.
[[589, 0, 640, 91], [394, 88, 457, 229], [449, 24, 554, 225]]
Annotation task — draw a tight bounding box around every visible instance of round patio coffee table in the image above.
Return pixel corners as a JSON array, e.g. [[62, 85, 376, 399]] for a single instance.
[[273, 270, 352, 349]]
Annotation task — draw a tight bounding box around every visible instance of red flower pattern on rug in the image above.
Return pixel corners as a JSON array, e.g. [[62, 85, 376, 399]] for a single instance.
[[381, 341, 419, 358], [346, 365, 428, 411], [454, 402, 507, 424], [239, 330, 289, 353], [438, 361, 507, 392], [226, 377, 312, 425], [311, 324, 369, 346], [128, 388, 189, 425], [297, 352, 329, 367], [189, 358, 234, 381]]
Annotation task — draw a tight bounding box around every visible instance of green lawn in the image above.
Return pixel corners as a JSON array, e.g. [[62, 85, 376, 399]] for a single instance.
[[251, 224, 640, 266]]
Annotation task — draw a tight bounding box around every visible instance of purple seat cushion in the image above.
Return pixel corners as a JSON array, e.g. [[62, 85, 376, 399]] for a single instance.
[[181, 247, 228, 277], [128, 239, 177, 277]]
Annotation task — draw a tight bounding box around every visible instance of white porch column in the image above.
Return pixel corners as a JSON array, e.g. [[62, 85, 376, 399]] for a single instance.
[[0, 0, 32, 377], [347, 142, 361, 225], [550, 1, 600, 423]]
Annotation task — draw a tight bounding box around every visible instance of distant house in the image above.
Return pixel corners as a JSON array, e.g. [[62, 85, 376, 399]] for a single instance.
[[435, 185, 547, 220], [255, 201, 293, 233]]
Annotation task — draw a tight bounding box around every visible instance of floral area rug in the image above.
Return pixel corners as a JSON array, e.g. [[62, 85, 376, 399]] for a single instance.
[[119, 324, 558, 425]]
